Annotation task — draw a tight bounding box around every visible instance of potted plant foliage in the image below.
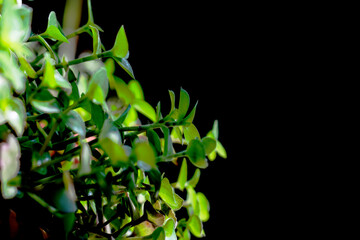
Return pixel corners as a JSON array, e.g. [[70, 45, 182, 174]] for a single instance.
[[0, 0, 227, 239]]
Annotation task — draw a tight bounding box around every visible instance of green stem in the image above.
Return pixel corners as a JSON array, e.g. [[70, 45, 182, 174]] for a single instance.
[[157, 150, 187, 162], [29, 35, 58, 63], [27, 192, 63, 217], [119, 120, 185, 132]]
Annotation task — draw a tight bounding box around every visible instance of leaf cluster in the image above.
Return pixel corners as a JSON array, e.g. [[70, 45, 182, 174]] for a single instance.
[[0, 1, 227, 239]]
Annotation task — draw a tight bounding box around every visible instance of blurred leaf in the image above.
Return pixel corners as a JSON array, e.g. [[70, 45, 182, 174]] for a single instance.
[[133, 99, 157, 122], [128, 79, 144, 100], [87, 67, 109, 105], [159, 178, 183, 211], [134, 142, 157, 171], [0, 134, 20, 199], [42, 11, 68, 43], [162, 127, 174, 157], [147, 129, 162, 156], [186, 139, 208, 169], [145, 201, 165, 227], [183, 101, 198, 123], [3, 97, 26, 136], [187, 168, 200, 188], [151, 227, 165, 240], [163, 218, 176, 240], [178, 88, 190, 120], [113, 57, 135, 79], [19, 56, 37, 78], [0, 51, 26, 94], [54, 187, 77, 213], [104, 58, 116, 89], [197, 192, 210, 222], [201, 137, 216, 156], [89, 25, 101, 55], [78, 140, 92, 176], [112, 25, 128, 58], [183, 123, 200, 144], [113, 76, 134, 105], [187, 215, 203, 238], [43, 53, 71, 91], [177, 158, 187, 191], [216, 140, 227, 159], [31, 151, 50, 174], [62, 110, 86, 138]]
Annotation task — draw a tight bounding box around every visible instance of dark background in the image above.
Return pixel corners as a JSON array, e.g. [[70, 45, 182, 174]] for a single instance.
[[23, 0, 311, 238]]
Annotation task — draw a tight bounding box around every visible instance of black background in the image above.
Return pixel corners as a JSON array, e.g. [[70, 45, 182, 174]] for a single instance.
[[23, 0, 311, 238]]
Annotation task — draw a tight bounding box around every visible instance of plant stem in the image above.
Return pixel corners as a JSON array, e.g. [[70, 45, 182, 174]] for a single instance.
[[29, 35, 58, 63], [119, 120, 186, 132]]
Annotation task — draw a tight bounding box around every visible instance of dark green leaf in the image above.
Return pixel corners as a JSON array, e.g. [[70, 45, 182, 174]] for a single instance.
[[201, 137, 217, 155], [178, 88, 190, 120], [90, 102, 105, 129], [54, 188, 77, 213], [78, 140, 92, 176], [31, 89, 61, 113], [186, 139, 208, 169], [62, 110, 86, 138], [113, 57, 135, 79], [147, 129, 162, 156]]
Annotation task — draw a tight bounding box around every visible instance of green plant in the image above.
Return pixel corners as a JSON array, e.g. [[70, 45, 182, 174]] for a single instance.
[[0, 0, 227, 239]]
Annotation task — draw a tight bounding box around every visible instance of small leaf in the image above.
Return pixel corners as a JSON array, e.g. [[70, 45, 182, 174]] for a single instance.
[[113, 76, 134, 105], [178, 88, 190, 120], [87, 67, 109, 105], [162, 127, 174, 157], [128, 79, 144, 100], [201, 137, 217, 155], [186, 139, 208, 169], [19, 57, 37, 78], [187, 215, 203, 238], [43, 11, 68, 43], [78, 140, 92, 176], [183, 101, 198, 123], [147, 129, 162, 156], [183, 123, 200, 144], [62, 110, 86, 138], [133, 99, 157, 122], [31, 89, 61, 113], [159, 178, 183, 211], [113, 56, 135, 79], [187, 168, 200, 188], [197, 192, 210, 222], [134, 142, 157, 171], [163, 218, 177, 240], [3, 98, 26, 137], [177, 158, 187, 191], [43, 54, 71, 91], [0, 134, 20, 199], [89, 25, 101, 55], [216, 140, 227, 159], [112, 25, 128, 58]]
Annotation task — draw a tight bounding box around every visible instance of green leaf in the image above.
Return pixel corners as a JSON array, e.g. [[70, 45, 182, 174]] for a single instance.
[[187, 215, 203, 238], [42, 53, 71, 91], [212, 120, 219, 140], [43, 11, 69, 43], [201, 137, 217, 155], [113, 76, 134, 105], [134, 142, 157, 171], [87, 67, 109, 105], [187, 168, 200, 188], [186, 139, 208, 169], [159, 178, 183, 211], [99, 119, 128, 166], [90, 102, 105, 129], [89, 25, 101, 55], [177, 158, 187, 191], [54, 188, 77, 213], [183, 101, 198, 123], [0, 51, 26, 94], [19, 57, 37, 78], [113, 56, 135, 79], [178, 88, 190, 120], [2, 97, 26, 137], [62, 110, 86, 138], [162, 127, 174, 157], [128, 79, 144, 100], [147, 129, 162, 156], [197, 192, 210, 222], [112, 25, 129, 58], [216, 140, 227, 159], [163, 218, 177, 240], [151, 227, 165, 240], [183, 123, 200, 144], [31, 89, 61, 113], [0, 134, 20, 199], [133, 99, 157, 122], [78, 140, 92, 176]]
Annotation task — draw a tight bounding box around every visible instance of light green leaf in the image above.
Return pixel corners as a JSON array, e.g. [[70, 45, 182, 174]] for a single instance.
[[187, 215, 203, 238], [43, 11, 69, 43], [178, 88, 190, 120], [112, 25, 128, 58], [19, 57, 37, 78], [186, 139, 208, 169], [197, 192, 210, 222], [183, 123, 200, 144], [43, 53, 71, 91], [0, 51, 26, 94], [63, 110, 86, 139], [0, 134, 20, 199], [133, 99, 157, 122], [216, 140, 227, 159], [87, 67, 109, 105], [113, 76, 134, 105], [183, 101, 198, 123], [134, 142, 157, 171], [187, 168, 200, 188], [159, 178, 183, 211], [177, 158, 187, 191], [128, 80, 144, 100], [163, 218, 176, 240], [3, 97, 26, 137], [78, 140, 92, 176]]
